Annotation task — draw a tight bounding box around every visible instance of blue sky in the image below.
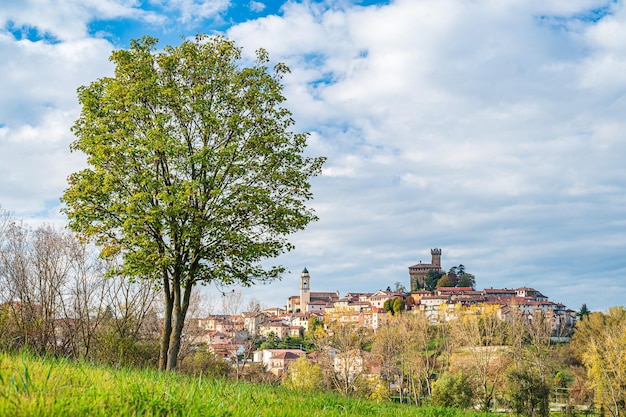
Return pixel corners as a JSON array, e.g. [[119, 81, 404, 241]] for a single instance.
[[1, 0, 626, 313]]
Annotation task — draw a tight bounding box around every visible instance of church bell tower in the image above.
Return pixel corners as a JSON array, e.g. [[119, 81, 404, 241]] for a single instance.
[[300, 267, 311, 313]]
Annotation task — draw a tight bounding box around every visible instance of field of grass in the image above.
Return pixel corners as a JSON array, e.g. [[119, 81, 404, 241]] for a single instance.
[[0, 351, 499, 416]]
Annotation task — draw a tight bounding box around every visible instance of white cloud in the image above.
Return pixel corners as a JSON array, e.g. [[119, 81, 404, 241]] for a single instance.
[[1, 0, 162, 41], [224, 0, 626, 312], [249, 1, 266, 13], [149, 0, 230, 24], [1, 0, 625, 313], [0, 109, 86, 218]]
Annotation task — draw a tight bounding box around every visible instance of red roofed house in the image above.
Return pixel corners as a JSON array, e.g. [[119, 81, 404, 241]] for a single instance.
[[253, 349, 306, 376]]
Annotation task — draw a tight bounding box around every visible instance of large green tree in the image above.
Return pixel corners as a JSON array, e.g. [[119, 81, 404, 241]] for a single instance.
[[62, 35, 324, 371]]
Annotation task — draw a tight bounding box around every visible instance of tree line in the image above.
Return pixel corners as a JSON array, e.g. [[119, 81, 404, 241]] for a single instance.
[[283, 305, 625, 417], [0, 209, 162, 365]]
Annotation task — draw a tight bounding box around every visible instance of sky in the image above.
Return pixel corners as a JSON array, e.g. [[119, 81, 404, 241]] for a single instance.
[[1, 0, 625, 314]]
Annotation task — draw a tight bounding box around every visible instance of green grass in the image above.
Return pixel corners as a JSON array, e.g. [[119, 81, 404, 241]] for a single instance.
[[0, 351, 499, 416]]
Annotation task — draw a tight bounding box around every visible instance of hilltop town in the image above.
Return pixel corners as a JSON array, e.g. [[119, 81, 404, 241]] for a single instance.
[[186, 248, 576, 376]]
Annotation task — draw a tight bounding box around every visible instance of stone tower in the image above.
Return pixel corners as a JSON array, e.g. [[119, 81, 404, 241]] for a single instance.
[[408, 248, 443, 290], [431, 248, 442, 267], [300, 267, 311, 312]]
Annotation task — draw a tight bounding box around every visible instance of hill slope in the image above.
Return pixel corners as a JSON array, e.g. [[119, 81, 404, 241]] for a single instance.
[[0, 351, 497, 416]]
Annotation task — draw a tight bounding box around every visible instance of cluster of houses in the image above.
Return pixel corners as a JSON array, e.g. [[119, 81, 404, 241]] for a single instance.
[[186, 249, 576, 376]]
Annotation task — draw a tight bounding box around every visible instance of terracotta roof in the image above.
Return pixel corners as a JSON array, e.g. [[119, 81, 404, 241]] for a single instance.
[[483, 288, 516, 294], [437, 287, 474, 292], [271, 351, 302, 360], [420, 295, 449, 300]]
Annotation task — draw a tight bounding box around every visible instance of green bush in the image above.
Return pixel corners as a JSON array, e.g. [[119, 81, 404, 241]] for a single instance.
[[431, 371, 474, 409], [179, 347, 231, 378], [505, 369, 550, 417]]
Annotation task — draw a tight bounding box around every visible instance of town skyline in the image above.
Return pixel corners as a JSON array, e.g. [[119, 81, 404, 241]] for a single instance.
[[206, 247, 583, 316]]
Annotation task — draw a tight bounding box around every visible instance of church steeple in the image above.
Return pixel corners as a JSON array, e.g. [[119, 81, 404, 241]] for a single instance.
[[300, 267, 311, 312]]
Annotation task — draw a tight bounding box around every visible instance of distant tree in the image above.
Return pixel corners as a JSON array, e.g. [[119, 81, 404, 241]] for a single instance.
[[394, 281, 406, 293], [425, 269, 444, 291], [221, 290, 243, 316], [384, 297, 405, 315], [572, 307, 626, 417], [447, 266, 459, 286], [505, 369, 550, 417], [432, 371, 474, 409], [372, 323, 402, 392], [436, 274, 454, 288], [314, 308, 373, 395], [246, 297, 262, 313], [383, 298, 394, 313], [504, 307, 553, 417], [180, 346, 231, 378], [305, 315, 323, 341], [577, 303, 590, 321], [259, 332, 279, 350], [282, 356, 324, 391], [457, 273, 476, 289], [62, 35, 324, 371], [397, 312, 448, 404], [392, 297, 405, 315], [450, 304, 510, 411]]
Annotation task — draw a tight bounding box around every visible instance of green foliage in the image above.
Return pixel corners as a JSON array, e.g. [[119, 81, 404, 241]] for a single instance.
[[179, 347, 231, 378], [447, 265, 476, 289], [425, 270, 444, 291], [457, 273, 476, 289], [573, 306, 626, 417], [305, 315, 323, 342], [62, 34, 324, 370], [577, 303, 590, 321], [383, 297, 405, 315], [436, 274, 454, 288], [354, 375, 391, 403], [282, 356, 324, 391], [392, 297, 405, 314], [63, 33, 324, 288], [431, 371, 474, 409], [504, 369, 550, 417], [93, 330, 158, 368]]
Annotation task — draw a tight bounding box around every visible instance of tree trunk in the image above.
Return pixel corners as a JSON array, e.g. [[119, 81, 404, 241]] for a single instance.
[[165, 278, 193, 372], [159, 273, 173, 371], [166, 310, 182, 371]]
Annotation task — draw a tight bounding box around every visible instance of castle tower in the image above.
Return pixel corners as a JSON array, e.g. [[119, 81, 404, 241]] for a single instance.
[[409, 248, 443, 290], [300, 267, 311, 313], [431, 248, 442, 268]]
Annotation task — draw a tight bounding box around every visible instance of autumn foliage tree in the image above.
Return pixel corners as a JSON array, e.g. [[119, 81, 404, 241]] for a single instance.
[[282, 356, 324, 391], [450, 304, 511, 411], [573, 307, 626, 417], [62, 35, 324, 371], [372, 311, 449, 405]]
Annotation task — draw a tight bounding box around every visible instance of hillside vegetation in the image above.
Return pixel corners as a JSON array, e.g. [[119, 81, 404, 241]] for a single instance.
[[0, 351, 499, 417]]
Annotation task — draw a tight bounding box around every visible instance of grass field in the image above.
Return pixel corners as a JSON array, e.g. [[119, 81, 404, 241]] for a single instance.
[[0, 351, 499, 416]]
